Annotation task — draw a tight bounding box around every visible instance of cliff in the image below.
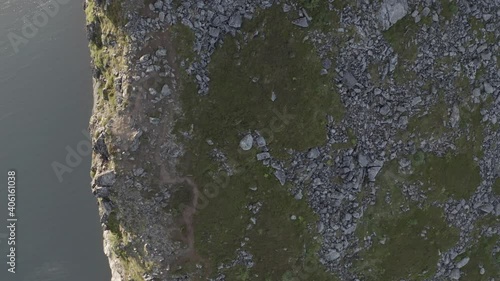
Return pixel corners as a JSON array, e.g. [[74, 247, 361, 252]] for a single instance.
[[84, 0, 500, 280]]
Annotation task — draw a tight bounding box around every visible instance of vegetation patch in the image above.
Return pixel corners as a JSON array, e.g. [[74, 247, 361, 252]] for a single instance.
[[354, 161, 460, 280], [460, 234, 500, 280], [409, 152, 481, 200], [493, 178, 500, 196], [173, 6, 344, 280]]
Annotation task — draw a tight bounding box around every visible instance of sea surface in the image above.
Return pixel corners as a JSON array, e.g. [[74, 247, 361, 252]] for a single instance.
[[0, 0, 111, 280]]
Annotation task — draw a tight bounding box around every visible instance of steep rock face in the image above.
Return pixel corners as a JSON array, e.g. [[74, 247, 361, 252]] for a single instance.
[[84, 0, 500, 280]]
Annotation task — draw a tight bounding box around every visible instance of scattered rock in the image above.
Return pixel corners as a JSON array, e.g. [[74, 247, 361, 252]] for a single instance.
[[292, 17, 309, 28], [239, 134, 253, 151], [379, 0, 409, 30]]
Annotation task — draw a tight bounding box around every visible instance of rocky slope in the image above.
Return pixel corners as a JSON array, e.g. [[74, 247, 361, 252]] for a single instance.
[[84, 0, 500, 280]]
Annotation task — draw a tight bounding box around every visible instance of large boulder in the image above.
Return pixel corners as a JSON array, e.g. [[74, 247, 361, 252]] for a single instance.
[[379, 0, 409, 30]]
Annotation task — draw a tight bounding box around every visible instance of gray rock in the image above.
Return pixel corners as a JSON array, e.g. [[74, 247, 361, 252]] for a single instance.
[[484, 82, 494, 94], [255, 135, 266, 147], [153, 0, 162, 10], [282, 3, 291, 13], [322, 58, 332, 70], [292, 17, 309, 28], [256, 152, 271, 161], [228, 13, 242, 28], [294, 190, 303, 200], [380, 105, 390, 116], [343, 71, 358, 89], [450, 104, 460, 128], [239, 134, 253, 151], [149, 117, 160, 125], [480, 203, 494, 214], [274, 170, 286, 185], [422, 7, 430, 17], [159, 11, 165, 22], [456, 257, 470, 268], [368, 160, 384, 181], [449, 268, 461, 280], [209, 27, 220, 38], [161, 84, 171, 96], [325, 250, 340, 261], [358, 154, 370, 167], [94, 133, 110, 160], [307, 148, 320, 159], [379, 0, 409, 30], [496, 203, 500, 216], [94, 170, 116, 187]]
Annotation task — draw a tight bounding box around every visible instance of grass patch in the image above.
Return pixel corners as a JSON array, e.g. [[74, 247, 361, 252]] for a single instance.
[[179, 6, 343, 157], [440, 0, 458, 21], [410, 152, 481, 200], [403, 93, 448, 139], [460, 234, 500, 280], [174, 6, 343, 280], [383, 15, 419, 64], [493, 178, 500, 196], [354, 161, 460, 280]]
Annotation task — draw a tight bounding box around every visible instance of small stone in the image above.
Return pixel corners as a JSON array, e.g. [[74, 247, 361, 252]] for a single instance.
[[380, 104, 390, 116], [307, 148, 320, 159], [484, 82, 494, 94], [450, 104, 460, 128], [290, 215, 297, 220], [282, 3, 291, 13], [480, 203, 494, 214], [228, 13, 242, 28], [449, 268, 461, 280], [456, 257, 470, 268], [256, 152, 271, 161], [292, 17, 309, 28], [161, 84, 171, 96], [239, 134, 253, 151], [480, 266, 485, 275], [495, 203, 500, 216], [255, 135, 266, 147], [209, 27, 220, 38], [149, 88, 158, 95], [271, 91, 277, 101], [94, 171, 116, 187], [294, 190, 303, 200], [325, 250, 340, 261], [159, 11, 165, 21], [274, 170, 286, 185], [322, 58, 332, 70], [422, 7, 430, 17], [343, 71, 358, 89], [358, 154, 370, 167]]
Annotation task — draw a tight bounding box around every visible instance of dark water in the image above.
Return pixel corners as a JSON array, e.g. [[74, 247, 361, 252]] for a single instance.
[[0, 0, 111, 280]]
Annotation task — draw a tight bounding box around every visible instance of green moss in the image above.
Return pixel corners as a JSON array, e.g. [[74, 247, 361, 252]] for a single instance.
[[174, 6, 343, 280], [410, 152, 481, 200], [170, 24, 196, 62], [460, 234, 500, 280], [404, 93, 448, 139], [107, 211, 122, 238], [179, 6, 343, 157], [383, 15, 419, 65], [440, 0, 458, 21], [493, 179, 500, 196], [354, 161, 460, 280]]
